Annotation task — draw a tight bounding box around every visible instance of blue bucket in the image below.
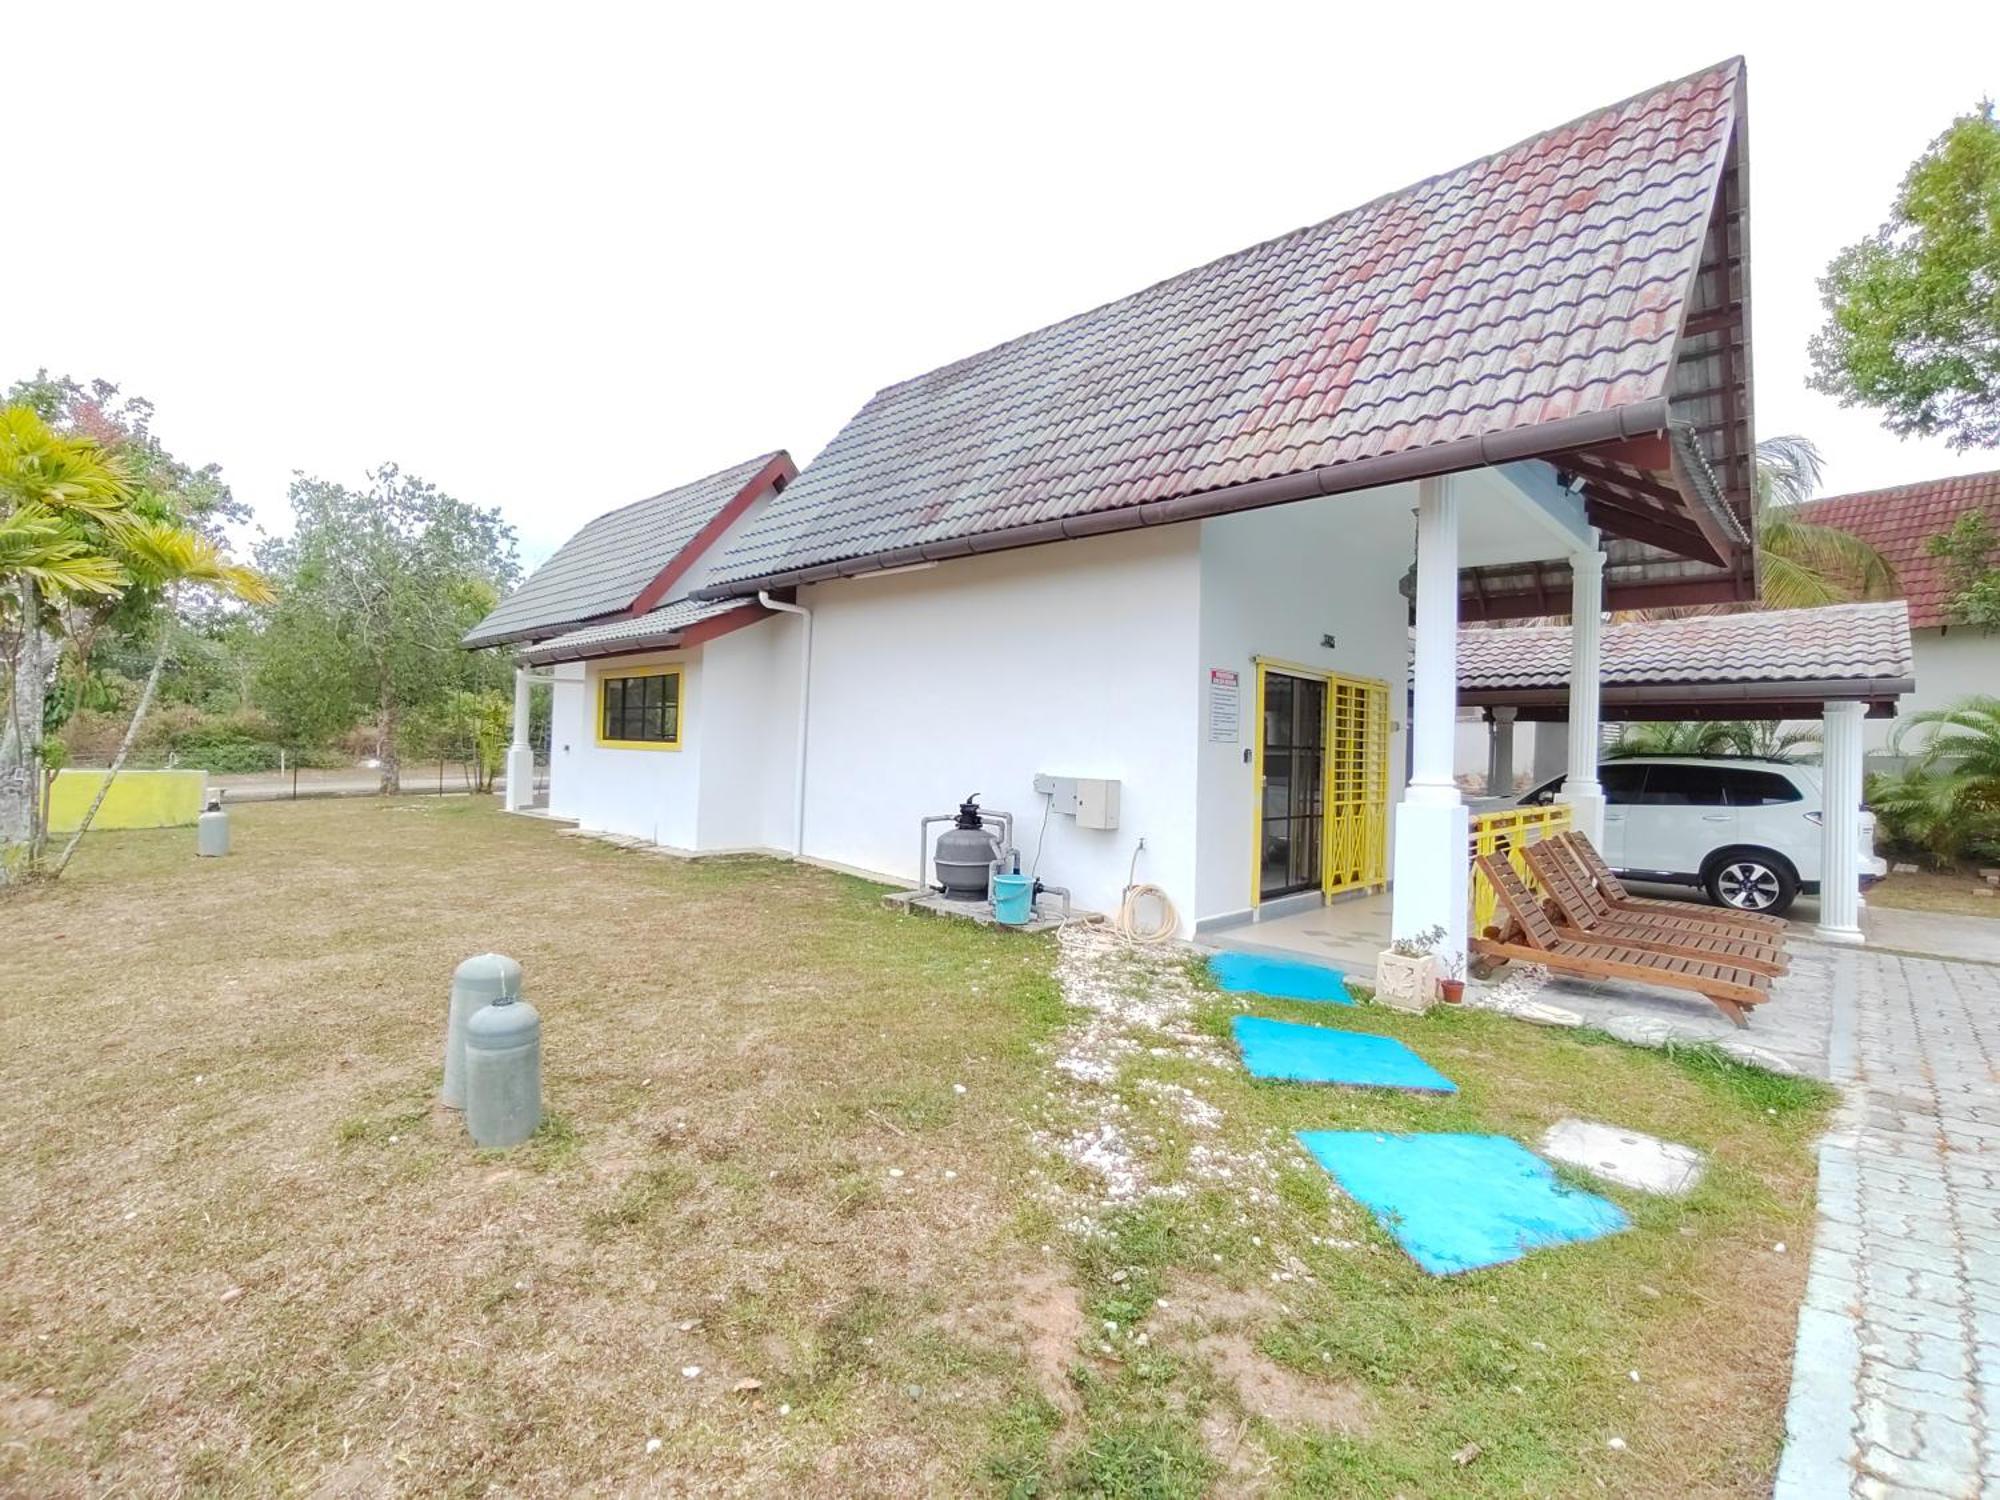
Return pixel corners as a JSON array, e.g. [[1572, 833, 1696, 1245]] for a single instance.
[[991, 874, 1034, 926]]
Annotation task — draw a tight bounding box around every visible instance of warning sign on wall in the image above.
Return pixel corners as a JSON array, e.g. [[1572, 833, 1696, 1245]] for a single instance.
[[1207, 668, 1240, 743]]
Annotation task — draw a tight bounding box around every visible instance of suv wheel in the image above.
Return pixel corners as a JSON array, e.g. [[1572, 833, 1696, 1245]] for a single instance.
[[1702, 849, 1799, 916]]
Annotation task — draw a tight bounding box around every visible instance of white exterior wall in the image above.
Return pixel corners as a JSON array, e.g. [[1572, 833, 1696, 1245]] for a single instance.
[[794, 527, 1204, 926], [696, 619, 800, 854], [1193, 485, 1417, 926], [562, 649, 706, 849], [1869, 628, 1994, 756], [546, 663, 587, 819]]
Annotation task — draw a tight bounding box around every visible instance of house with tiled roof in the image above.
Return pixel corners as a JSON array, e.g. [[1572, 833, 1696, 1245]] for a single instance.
[[474, 58, 1896, 967], [463, 453, 798, 835], [1798, 470, 2000, 755]]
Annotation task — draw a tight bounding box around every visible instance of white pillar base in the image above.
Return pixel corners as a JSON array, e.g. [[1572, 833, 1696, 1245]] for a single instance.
[[1390, 799, 1471, 974], [1813, 921, 1866, 945], [503, 744, 535, 812], [1556, 790, 1606, 849]]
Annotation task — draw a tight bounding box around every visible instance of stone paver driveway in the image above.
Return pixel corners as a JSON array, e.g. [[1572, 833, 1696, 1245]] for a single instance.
[[1776, 946, 2000, 1498]]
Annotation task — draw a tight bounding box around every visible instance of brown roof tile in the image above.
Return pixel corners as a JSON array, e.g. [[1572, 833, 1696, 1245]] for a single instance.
[[707, 60, 1744, 593], [1798, 470, 2000, 630], [1458, 601, 1913, 693]]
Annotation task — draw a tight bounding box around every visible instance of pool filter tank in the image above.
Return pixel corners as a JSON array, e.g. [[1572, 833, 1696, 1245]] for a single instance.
[[934, 795, 1003, 898], [442, 953, 522, 1110], [465, 991, 542, 1149]]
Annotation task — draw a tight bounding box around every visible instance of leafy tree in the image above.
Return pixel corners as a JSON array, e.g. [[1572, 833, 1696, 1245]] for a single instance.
[[0, 405, 132, 872], [1753, 435, 1897, 608], [1926, 509, 2000, 629], [1808, 102, 2000, 450], [254, 466, 516, 792], [48, 520, 271, 876]]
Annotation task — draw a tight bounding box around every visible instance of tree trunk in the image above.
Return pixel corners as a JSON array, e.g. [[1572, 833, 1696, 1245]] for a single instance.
[[377, 700, 400, 794], [49, 618, 170, 879], [0, 577, 51, 875]]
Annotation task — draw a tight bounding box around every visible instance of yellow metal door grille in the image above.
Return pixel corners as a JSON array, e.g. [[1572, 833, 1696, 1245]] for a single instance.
[[1322, 676, 1389, 895]]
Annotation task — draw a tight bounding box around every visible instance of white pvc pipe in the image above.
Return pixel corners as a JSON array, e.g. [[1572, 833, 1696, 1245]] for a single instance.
[[758, 591, 813, 856]]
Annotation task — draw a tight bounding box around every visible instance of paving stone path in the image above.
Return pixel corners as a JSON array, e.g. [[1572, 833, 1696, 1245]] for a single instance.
[[1776, 946, 2000, 1499]]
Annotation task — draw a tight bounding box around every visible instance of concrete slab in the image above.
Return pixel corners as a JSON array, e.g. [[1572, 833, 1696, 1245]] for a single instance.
[[1208, 950, 1351, 1004], [1232, 1016, 1456, 1093], [1539, 1117, 1707, 1197], [880, 888, 1089, 934], [1296, 1130, 1629, 1276]]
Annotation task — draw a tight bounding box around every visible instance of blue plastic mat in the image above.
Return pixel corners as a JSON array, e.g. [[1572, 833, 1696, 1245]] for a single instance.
[[1208, 950, 1351, 1004], [1297, 1131, 1630, 1275], [1232, 1015, 1456, 1093]]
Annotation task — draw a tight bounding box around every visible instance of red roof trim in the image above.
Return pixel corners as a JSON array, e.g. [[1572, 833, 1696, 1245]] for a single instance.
[[627, 452, 797, 617]]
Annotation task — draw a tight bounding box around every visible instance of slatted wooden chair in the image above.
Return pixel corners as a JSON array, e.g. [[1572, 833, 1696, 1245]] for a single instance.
[[1555, 830, 1790, 936], [1522, 839, 1789, 977], [1470, 852, 1769, 1028]]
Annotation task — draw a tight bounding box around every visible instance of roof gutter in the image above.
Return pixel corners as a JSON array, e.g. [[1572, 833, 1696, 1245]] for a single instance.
[[692, 399, 1678, 601], [1460, 676, 1916, 709]]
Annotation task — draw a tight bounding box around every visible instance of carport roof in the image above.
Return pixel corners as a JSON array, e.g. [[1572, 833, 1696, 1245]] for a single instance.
[[1457, 601, 1914, 720]]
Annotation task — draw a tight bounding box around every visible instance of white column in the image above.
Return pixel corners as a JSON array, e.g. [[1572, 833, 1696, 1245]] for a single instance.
[[1817, 699, 1866, 944], [1486, 706, 1517, 797], [504, 665, 535, 813], [1556, 538, 1606, 846], [1391, 475, 1470, 971]]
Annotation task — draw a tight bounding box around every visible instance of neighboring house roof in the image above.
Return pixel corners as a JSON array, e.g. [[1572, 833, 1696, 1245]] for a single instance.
[[701, 59, 1755, 607], [464, 452, 794, 648], [516, 596, 765, 666], [1457, 601, 1914, 718], [1797, 469, 2000, 631]]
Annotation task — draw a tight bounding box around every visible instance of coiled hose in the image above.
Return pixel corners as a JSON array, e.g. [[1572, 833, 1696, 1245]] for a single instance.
[[1114, 839, 1179, 943]]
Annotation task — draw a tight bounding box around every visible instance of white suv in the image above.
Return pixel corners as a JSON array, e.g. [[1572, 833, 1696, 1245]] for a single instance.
[[1517, 756, 1885, 916]]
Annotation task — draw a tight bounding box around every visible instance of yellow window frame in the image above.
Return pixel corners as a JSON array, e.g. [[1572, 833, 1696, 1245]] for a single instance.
[[1248, 658, 1390, 908], [595, 662, 685, 751]]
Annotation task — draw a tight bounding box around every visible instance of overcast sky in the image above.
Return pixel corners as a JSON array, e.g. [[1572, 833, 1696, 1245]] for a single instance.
[[7, 3, 1997, 566]]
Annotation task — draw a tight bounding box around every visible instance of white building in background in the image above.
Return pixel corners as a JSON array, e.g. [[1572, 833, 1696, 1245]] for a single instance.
[[466, 60, 1861, 968]]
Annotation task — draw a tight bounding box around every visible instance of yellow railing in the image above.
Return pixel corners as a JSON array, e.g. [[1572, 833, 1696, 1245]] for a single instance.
[[1468, 804, 1573, 938]]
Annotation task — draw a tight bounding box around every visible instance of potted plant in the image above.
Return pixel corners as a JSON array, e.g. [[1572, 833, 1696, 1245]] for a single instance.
[[1375, 924, 1444, 1014], [1437, 951, 1466, 1005]]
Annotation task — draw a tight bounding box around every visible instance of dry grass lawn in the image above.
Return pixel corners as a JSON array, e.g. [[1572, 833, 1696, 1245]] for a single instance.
[[1866, 864, 2000, 918], [0, 799, 1832, 1497]]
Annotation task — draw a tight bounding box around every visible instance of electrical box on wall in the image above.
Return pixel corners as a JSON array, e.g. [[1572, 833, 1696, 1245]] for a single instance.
[[1033, 774, 1122, 830]]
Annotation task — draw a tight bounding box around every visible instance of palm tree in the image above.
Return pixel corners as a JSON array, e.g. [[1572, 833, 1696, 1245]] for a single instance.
[[0, 405, 133, 867], [1871, 696, 2000, 864], [48, 510, 272, 877], [1605, 719, 1820, 762], [1754, 435, 1898, 609]]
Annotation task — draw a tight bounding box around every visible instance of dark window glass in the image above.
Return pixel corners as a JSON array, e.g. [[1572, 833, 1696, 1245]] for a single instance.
[[1634, 763, 1728, 806], [1724, 769, 1803, 806], [1598, 764, 1648, 804], [602, 671, 681, 743]]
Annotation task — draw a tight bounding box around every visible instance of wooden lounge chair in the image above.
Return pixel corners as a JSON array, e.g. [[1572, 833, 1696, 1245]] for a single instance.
[[1521, 840, 1788, 978], [1469, 852, 1769, 1028], [1555, 830, 1790, 937]]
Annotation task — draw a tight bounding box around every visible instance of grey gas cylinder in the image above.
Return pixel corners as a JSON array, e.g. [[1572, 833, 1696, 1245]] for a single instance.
[[442, 953, 521, 1110], [196, 796, 230, 857], [464, 993, 542, 1149]]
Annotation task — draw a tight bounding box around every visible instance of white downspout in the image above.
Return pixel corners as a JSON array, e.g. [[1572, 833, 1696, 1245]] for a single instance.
[[758, 591, 812, 857]]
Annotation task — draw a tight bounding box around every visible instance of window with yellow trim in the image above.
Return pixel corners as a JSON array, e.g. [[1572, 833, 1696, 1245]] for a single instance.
[[598, 666, 682, 748]]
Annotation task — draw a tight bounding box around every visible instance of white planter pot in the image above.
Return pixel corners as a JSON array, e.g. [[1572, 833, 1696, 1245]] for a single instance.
[[1374, 951, 1437, 1014]]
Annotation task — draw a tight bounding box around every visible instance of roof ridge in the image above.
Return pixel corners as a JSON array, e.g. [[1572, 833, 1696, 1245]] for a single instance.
[[581, 450, 784, 528], [1803, 466, 2000, 510], [859, 59, 1742, 405]]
